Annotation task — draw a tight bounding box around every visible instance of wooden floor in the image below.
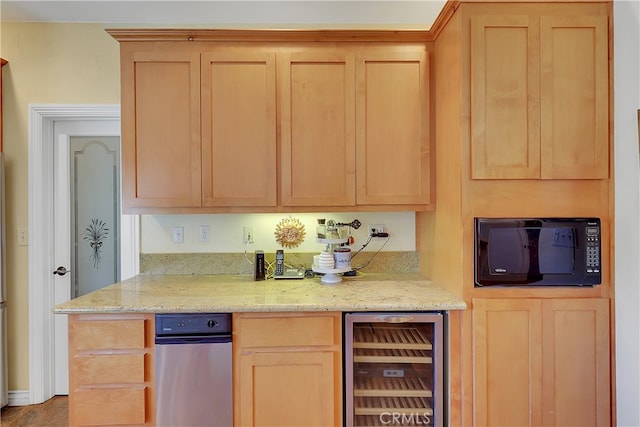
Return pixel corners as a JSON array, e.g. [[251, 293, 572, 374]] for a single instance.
[[1, 396, 68, 426]]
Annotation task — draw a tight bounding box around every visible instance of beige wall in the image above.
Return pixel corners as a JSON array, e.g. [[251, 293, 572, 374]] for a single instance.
[[1, 22, 120, 390]]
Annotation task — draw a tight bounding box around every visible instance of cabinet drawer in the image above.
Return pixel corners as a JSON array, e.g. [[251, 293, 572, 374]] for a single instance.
[[72, 353, 146, 385], [239, 315, 337, 348], [73, 386, 147, 425], [71, 319, 147, 350]]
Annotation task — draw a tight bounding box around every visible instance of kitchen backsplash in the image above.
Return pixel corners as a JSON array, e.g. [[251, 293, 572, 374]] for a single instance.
[[141, 212, 416, 254], [140, 251, 419, 275]]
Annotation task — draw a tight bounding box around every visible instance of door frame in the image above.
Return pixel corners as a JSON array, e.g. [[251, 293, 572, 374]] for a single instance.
[[27, 104, 139, 404]]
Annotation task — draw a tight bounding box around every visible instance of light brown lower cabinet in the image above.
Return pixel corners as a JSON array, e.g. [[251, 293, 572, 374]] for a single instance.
[[473, 298, 611, 427], [233, 312, 343, 426], [68, 313, 155, 426]]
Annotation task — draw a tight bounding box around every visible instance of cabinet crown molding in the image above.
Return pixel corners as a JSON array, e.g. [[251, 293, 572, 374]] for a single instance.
[[106, 28, 431, 43]]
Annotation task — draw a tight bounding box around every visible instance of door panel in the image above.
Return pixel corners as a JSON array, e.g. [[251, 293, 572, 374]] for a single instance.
[[70, 137, 120, 297], [473, 298, 543, 427], [356, 48, 430, 204], [279, 50, 356, 206], [470, 15, 540, 179], [201, 50, 277, 207], [540, 15, 609, 179], [541, 298, 610, 426], [121, 50, 201, 208]]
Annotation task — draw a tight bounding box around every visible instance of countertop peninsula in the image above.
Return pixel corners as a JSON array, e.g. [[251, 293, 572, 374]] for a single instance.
[[54, 273, 466, 313]]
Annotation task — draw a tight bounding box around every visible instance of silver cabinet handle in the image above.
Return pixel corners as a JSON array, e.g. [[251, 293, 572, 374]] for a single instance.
[[374, 315, 414, 323], [53, 266, 71, 276]]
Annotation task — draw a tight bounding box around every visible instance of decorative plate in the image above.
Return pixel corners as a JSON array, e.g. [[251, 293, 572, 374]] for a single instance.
[[274, 216, 306, 248]]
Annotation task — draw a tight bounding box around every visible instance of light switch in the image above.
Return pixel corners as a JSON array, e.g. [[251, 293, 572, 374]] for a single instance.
[[17, 227, 28, 246]]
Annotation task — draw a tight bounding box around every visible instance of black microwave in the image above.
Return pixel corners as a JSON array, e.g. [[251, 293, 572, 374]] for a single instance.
[[474, 217, 601, 287]]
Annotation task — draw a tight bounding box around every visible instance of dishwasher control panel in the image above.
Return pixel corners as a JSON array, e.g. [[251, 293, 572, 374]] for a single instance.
[[156, 313, 232, 336]]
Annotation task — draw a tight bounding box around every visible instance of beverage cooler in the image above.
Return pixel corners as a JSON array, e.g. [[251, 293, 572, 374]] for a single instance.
[[344, 312, 445, 427]]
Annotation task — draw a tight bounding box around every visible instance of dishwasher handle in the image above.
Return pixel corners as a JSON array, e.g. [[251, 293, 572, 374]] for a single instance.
[[155, 334, 232, 345]]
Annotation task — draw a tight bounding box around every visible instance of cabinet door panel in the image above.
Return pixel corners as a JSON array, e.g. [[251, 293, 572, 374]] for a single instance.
[[73, 386, 147, 425], [238, 351, 336, 426], [201, 51, 277, 206], [237, 315, 337, 348], [73, 353, 146, 384], [473, 298, 543, 427], [121, 50, 201, 208], [541, 298, 610, 427], [70, 319, 147, 350], [356, 49, 430, 204], [540, 15, 609, 179], [279, 51, 356, 206], [470, 15, 540, 179]]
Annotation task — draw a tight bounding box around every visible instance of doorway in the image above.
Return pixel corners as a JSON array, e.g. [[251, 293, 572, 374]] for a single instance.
[[28, 105, 139, 403]]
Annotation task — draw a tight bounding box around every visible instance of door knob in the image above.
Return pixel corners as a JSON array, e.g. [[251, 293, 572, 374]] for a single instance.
[[53, 266, 71, 276]]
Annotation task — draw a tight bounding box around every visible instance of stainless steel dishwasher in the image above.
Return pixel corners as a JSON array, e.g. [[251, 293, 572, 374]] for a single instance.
[[155, 313, 232, 427]]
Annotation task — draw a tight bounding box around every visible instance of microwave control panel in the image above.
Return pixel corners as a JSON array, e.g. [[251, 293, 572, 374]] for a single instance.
[[585, 226, 601, 274]]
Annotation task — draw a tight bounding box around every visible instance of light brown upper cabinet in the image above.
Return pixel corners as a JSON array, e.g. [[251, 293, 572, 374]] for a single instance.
[[201, 50, 277, 207], [280, 46, 431, 208], [356, 48, 431, 204], [121, 48, 202, 208], [279, 50, 357, 207], [120, 45, 277, 210], [470, 11, 609, 180], [113, 32, 433, 212]]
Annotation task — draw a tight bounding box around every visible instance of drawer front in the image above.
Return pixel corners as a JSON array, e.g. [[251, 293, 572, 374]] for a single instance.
[[73, 386, 147, 425], [239, 315, 337, 347], [72, 319, 147, 350], [72, 353, 146, 385]]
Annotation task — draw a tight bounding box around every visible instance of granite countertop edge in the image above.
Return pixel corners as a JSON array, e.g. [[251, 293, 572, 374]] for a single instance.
[[54, 274, 467, 314]]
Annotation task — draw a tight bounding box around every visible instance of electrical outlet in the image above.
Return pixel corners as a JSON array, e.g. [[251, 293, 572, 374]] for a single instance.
[[199, 225, 210, 242], [369, 224, 385, 235], [172, 226, 184, 243], [243, 226, 254, 243]]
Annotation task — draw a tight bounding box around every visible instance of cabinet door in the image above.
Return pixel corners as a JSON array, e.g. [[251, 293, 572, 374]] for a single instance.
[[237, 351, 337, 427], [470, 13, 609, 181], [473, 298, 543, 427], [541, 298, 610, 426], [540, 15, 609, 179], [279, 50, 356, 206], [120, 48, 201, 208], [474, 298, 611, 427], [356, 48, 431, 205], [201, 50, 277, 206], [470, 15, 540, 180]]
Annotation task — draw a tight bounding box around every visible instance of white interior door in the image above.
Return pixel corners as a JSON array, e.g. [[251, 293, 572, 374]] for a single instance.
[[52, 119, 135, 395]]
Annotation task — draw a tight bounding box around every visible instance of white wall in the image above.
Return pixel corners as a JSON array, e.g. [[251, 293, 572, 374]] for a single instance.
[[141, 212, 415, 253], [614, 1, 640, 425]]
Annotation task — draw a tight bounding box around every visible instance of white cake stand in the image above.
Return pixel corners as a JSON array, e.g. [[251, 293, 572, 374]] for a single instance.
[[313, 236, 351, 284], [312, 266, 352, 284]]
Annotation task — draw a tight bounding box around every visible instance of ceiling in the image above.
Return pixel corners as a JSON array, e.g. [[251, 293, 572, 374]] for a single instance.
[[0, 1, 447, 29]]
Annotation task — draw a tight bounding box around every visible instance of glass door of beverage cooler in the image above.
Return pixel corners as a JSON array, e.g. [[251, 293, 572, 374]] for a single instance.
[[344, 313, 444, 427]]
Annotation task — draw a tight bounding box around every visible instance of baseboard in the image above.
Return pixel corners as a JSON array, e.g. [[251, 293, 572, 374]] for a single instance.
[[8, 390, 30, 406]]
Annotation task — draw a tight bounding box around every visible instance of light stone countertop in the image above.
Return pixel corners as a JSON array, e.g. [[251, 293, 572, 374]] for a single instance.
[[53, 273, 466, 314]]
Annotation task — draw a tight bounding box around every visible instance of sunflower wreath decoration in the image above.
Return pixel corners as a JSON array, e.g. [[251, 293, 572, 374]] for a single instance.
[[274, 216, 306, 248]]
